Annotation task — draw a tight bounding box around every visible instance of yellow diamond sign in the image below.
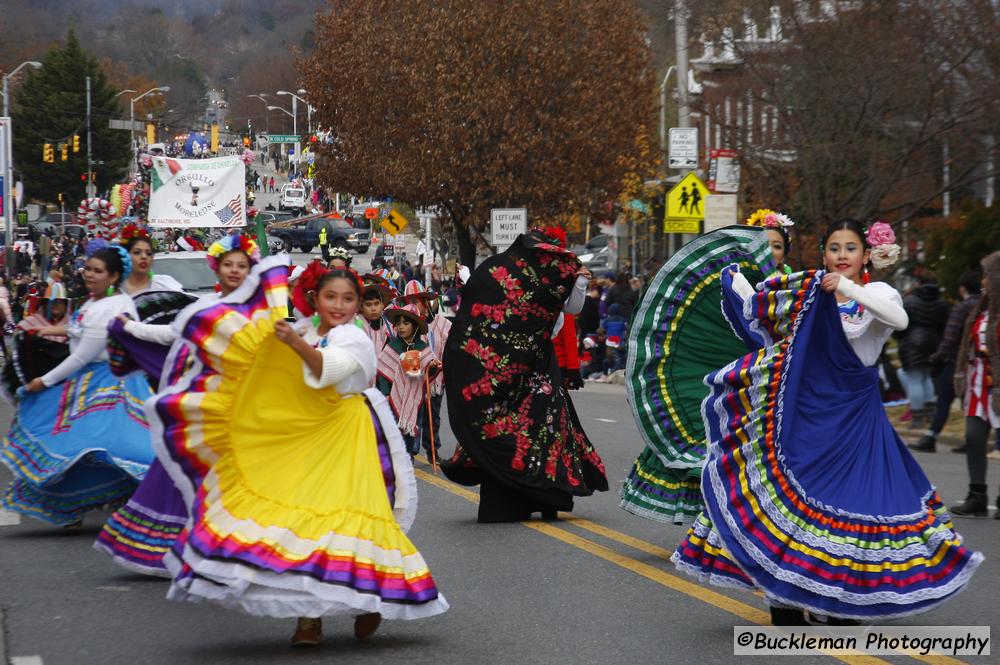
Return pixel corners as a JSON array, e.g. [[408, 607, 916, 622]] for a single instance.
[[664, 172, 710, 233], [380, 209, 409, 235]]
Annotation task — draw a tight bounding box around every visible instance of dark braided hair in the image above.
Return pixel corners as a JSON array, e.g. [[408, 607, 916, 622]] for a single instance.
[[315, 268, 363, 299], [820, 219, 869, 253], [90, 247, 126, 286]]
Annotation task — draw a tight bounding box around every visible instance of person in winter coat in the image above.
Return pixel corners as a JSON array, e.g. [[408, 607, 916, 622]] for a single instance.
[[897, 272, 950, 429], [553, 313, 583, 390], [949, 251, 1000, 517], [909, 269, 982, 452]]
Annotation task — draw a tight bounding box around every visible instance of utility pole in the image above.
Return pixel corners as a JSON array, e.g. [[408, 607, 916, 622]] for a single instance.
[[675, 0, 691, 132], [670, 0, 692, 258], [86, 76, 94, 198]]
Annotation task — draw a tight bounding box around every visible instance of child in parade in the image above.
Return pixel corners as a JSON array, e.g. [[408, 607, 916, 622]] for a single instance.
[[377, 304, 440, 457], [147, 257, 446, 646], [2, 247, 153, 528], [327, 245, 353, 270], [395, 281, 451, 462], [360, 273, 395, 353], [95, 235, 258, 576], [744, 208, 795, 275], [671, 220, 982, 624]]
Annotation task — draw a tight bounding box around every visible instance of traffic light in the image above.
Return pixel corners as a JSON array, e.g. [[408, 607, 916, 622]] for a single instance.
[[72, 134, 80, 153], [243, 136, 250, 147], [60, 143, 69, 161], [43, 143, 54, 163]]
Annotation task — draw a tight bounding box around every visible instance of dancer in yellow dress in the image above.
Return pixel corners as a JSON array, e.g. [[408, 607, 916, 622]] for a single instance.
[[148, 257, 447, 647]]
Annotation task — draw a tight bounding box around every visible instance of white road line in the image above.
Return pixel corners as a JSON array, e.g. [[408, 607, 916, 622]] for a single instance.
[[592, 418, 617, 423], [12, 656, 44, 665], [0, 509, 21, 526]]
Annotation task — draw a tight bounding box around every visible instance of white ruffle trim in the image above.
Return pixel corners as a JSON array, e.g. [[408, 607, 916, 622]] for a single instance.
[[92, 540, 173, 579], [163, 547, 449, 620], [364, 387, 418, 532]]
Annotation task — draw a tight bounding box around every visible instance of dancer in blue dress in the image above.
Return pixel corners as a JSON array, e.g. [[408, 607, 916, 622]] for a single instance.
[[2, 246, 154, 527], [672, 220, 983, 623]]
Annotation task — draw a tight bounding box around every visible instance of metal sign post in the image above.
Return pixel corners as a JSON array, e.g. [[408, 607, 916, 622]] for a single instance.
[[1, 117, 11, 278]]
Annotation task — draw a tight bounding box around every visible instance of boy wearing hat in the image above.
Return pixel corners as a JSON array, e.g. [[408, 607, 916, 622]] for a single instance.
[[376, 304, 441, 456], [361, 273, 395, 354], [394, 280, 451, 462]]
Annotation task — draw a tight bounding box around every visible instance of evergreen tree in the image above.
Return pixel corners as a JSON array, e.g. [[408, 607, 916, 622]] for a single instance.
[[11, 30, 131, 205]]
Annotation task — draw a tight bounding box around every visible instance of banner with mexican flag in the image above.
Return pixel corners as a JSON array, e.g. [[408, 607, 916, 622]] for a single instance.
[[147, 155, 246, 228]]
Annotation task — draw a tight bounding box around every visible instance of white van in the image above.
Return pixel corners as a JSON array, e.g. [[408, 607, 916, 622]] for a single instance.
[[280, 188, 307, 213]]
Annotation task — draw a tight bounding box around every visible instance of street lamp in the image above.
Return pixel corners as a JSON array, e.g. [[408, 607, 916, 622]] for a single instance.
[[248, 93, 270, 133], [277, 90, 313, 165], [115, 88, 137, 100], [130, 86, 169, 169], [3, 60, 42, 280], [277, 89, 313, 133]]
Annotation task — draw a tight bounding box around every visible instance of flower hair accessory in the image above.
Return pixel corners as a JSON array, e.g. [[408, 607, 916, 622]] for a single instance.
[[110, 244, 133, 280], [328, 246, 353, 265], [745, 209, 794, 228], [206, 233, 261, 271], [291, 260, 330, 317], [539, 225, 568, 248], [118, 223, 150, 244], [865, 220, 901, 270]]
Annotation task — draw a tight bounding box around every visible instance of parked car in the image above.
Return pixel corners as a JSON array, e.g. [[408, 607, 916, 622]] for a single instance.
[[279, 188, 307, 214], [268, 216, 371, 254], [256, 210, 296, 225], [151, 251, 220, 296], [571, 234, 613, 270]]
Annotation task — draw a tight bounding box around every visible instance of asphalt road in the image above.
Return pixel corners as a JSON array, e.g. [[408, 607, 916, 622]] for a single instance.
[[1, 381, 997, 665]]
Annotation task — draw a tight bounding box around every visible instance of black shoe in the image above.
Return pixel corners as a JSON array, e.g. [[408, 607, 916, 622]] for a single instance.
[[950, 491, 989, 517], [908, 435, 936, 452], [770, 606, 808, 626], [540, 509, 559, 521], [953, 444, 968, 454]]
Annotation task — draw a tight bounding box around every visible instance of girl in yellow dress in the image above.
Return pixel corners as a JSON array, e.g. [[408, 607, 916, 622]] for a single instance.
[[148, 257, 448, 647]]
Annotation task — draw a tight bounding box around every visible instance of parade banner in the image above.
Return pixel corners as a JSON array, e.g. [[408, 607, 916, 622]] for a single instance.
[[147, 155, 246, 228]]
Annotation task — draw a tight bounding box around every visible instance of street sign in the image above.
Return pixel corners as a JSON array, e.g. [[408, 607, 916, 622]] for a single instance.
[[380, 209, 409, 234], [108, 119, 145, 131], [668, 127, 699, 169], [666, 172, 709, 220], [703, 194, 738, 233], [707, 149, 740, 193], [664, 172, 710, 234], [364, 207, 379, 220], [490, 207, 527, 249], [664, 218, 701, 233], [268, 134, 300, 144]]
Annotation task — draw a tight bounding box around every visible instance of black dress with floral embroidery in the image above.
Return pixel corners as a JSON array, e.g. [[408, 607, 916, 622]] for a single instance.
[[441, 232, 608, 521]]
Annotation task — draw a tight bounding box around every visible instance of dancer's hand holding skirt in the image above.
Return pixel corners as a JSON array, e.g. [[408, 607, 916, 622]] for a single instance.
[[672, 270, 983, 620], [149, 257, 447, 619]]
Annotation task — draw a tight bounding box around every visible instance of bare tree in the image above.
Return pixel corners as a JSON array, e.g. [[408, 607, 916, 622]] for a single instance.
[[696, 0, 1000, 244], [301, 0, 655, 267]]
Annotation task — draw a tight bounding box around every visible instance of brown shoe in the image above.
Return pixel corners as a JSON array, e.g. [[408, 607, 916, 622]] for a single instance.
[[291, 617, 322, 647], [353, 612, 382, 640]]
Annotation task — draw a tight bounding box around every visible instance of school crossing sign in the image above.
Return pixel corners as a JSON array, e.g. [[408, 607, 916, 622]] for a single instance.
[[664, 172, 710, 234]]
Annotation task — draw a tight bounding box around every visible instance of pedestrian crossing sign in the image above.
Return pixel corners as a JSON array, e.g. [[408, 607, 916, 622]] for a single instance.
[[665, 172, 710, 227]]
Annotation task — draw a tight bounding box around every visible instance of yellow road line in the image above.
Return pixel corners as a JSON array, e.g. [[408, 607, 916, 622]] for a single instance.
[[413, 465, 968, 665], [412, 466, 919, 665]]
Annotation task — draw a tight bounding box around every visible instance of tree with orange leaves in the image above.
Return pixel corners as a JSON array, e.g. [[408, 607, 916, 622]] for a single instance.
[[300, 0, 655, 267]]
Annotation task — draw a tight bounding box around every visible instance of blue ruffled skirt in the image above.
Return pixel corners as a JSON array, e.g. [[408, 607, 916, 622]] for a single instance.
[[2, 362, 153, 525]]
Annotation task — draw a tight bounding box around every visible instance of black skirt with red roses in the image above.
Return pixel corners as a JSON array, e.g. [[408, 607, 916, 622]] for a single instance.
[[441, 232, 607, 518]]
